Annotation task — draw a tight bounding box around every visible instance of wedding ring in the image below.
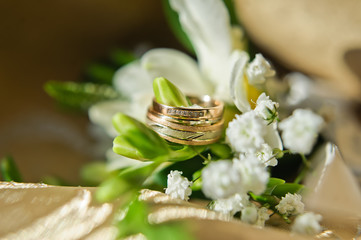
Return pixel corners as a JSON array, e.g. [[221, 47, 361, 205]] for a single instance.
[[152, 96, 224, 120], [146, 96, 224, 145]]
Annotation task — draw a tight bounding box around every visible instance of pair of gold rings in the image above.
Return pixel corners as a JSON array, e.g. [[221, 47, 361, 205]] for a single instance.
[[146, 96, 224, 145]]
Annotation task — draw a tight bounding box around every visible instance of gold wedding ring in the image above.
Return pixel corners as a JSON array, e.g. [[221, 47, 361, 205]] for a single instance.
[[146, 96, 224, 145]]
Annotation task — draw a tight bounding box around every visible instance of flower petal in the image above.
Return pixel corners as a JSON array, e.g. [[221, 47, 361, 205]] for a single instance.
[[112, 61, 152, 100], [88, 100, 132, 137], [264, 122, 283, 150], [141, 48, 211, 95], [169, 0, 233, 84], [229, 50, 251, 112]]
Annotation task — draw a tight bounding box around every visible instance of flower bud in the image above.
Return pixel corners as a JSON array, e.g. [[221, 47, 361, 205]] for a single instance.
[[112, 113, 170, 160], [153, 77, 190, 107]]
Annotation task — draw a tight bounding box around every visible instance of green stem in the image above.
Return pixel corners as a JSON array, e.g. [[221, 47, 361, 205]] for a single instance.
[[294, 154, 310, 184]]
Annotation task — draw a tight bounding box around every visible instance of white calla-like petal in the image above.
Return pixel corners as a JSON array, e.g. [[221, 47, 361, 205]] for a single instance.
[[169, 0, 233, 85], [141, 48, 211, 95], [89, 100, 132, 137], [112, 61, 152, 100], [264, 122, 283, 150], [229, 50, 250, 112]]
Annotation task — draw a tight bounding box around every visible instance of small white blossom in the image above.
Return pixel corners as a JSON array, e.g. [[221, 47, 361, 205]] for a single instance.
[[234, 154, 269, 195], [165, 170, 192, 201], [226, 111, 267, 153], [291, 212, 323, 235], [256, 143, 278, 167], [276, 193, 304, 216], [254, 93, 279, 123], [212, 193, 249, 216], [241, 205, 270, 227], [246, 54, 275, 85], [201, 160, 241, 199], [256, 207, 271, 227], [279, 109, 324, 154], [241, 205, 258, 224]]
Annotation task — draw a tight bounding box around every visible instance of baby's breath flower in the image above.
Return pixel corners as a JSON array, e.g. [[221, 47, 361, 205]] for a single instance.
[[234, 154, 269, 195], [276, 193, 304, 216], [241, 205, 258, 224], [246, 54, 275, 85], [256, 143, 278, 167], [256, 207, 271, 227], [241, 204, 270, 227], [226, 111, 267, 153], [291, 212, 323, 235], [254, 93, 279, 124], [212, 193, 249, 216], [279, 109, 324, 155], [201, 160, 241, 199], [165, 170, 192, 201]]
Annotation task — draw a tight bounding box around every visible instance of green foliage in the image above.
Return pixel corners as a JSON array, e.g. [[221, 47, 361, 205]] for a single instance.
[[117, 197, 195, 240], [41, 176, 71, 186], [153, 77, 190, 107], [271, 183, 304, 198], [80, 162, 112, 186], [85, 64, 116, 85], [162, 0, 195, 54], [0, 156, 22, 182], [210, 143, 232, 159], [44, 81, 119, 111], [109, 49, 137, 67], [112, 113, 170, 160], [250, 178, 304, 209]]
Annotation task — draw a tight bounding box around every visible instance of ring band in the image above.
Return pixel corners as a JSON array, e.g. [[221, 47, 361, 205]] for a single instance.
[[152, 96, 224, 120], [147, 95, 224, 145]]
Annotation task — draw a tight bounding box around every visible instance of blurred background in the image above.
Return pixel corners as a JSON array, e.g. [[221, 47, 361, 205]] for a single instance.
[[0, 0, 360, 184], [0, 0, 185, 183]]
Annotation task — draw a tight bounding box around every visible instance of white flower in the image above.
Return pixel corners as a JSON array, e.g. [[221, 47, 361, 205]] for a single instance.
[[276, 193, 304, 216], [285, 72, 312, 106], [226, 111, 267, 153], [241, 205, 258, 224], [291, 212, 323, 235], [254, 93, 279, 123], [165, 170, 192, 201], [234, 154, 269, 195], [212, 193, 249, 216], [256, 207, 271, 227], [246, 54, 275, 85], [201, 160, 241, 199], [256, 144, 278, 167], [90, 0, 251, 137], [279, 109, 324, 155], [241, 205, 270, 227]]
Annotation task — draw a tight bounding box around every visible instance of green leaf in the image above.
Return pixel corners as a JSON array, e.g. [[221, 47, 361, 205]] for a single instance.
[[118, 197, 195, 240], [271, 183, 304, 198], [44, 81, 119, 111], [109, 48, 137, 66], [264, 177, 286, 195], [41, 176, 71, 186], [85, 63, 116, 85], [191, 170, 202, 191], [162, 0, 195, 54], [80, 162, 112, 186], [112, 113, 170, 160], [223, 0, 239, 25], [210, 143, 232, 159], [0, 156, 22, 182], [168, 144, 207, 162], [153, 77, 190, 107], [96, 176, 133, 202], [249, 192, 279, 206]]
